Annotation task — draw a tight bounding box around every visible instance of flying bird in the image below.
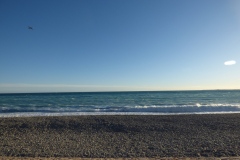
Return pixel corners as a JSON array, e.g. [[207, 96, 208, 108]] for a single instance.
[[28, 26, 33, 30]]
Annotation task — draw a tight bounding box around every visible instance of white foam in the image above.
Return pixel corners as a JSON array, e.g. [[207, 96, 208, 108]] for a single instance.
[[1, 111, 240, 118]]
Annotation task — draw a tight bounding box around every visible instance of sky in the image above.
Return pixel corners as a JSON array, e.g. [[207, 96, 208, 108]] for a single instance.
[[0, 0, 240, 93]]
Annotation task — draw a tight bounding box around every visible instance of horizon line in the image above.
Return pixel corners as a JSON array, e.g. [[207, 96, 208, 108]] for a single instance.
[[1, 89, 240, 94]]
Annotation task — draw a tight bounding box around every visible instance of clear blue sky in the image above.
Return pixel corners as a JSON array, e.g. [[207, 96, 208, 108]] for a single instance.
[[0, 0, 240, 93]]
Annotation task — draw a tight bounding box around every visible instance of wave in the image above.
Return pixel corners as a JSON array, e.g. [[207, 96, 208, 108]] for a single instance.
[[1, 103, 240, 114], [1, 111, 240, 118], [128, 104, 240, 113]]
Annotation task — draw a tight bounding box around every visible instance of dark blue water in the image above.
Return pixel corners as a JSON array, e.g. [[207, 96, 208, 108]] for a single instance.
[[0, 90, 240, 117]]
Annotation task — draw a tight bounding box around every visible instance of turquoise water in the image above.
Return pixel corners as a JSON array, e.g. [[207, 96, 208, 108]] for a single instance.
[[0, 90, 240, 117]]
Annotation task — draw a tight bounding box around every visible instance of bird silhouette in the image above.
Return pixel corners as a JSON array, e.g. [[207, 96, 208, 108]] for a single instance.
[[28, 26, 33, 30]]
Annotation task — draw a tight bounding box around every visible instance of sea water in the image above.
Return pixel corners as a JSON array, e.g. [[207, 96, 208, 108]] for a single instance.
[[0, 90, 240, 117]]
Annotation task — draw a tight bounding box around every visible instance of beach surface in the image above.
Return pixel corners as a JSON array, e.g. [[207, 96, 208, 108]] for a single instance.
[[0, 114, 240, 159]]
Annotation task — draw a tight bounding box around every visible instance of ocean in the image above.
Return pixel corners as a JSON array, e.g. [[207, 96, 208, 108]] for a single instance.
[[0, 90, 240, 117]]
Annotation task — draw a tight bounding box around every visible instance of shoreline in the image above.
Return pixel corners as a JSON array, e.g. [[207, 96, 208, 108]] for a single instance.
[[1, 111, 240, 118], [1, 114, 240, 158]]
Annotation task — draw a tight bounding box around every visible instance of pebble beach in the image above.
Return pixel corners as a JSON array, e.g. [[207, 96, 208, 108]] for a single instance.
[[0, 114, 240, 159]]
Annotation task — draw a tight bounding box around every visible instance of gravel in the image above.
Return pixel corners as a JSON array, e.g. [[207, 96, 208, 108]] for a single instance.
[[0, 114, 240, 158]]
